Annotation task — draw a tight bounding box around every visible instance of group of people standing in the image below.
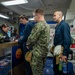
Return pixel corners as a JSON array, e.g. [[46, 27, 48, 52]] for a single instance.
[[15, 8, 71, 75], [0, 8, 71, 75]]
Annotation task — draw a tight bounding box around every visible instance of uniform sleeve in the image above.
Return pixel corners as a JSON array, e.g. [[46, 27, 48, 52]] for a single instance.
[[27, 24, 41, 46], [61, 23, 71, 56], [18, 23, 33, 44]]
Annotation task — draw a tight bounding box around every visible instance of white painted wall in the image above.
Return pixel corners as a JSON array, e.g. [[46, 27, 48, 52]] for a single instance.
[[45, 15, 53, 21], [73, 19, 75, 28], [69, 19, 75, 28]]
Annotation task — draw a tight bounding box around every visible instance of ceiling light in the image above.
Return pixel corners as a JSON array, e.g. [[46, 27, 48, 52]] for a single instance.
[[1, 0, 28, 6], [29, 17, 34, 20], [0, 14, 9, 19]]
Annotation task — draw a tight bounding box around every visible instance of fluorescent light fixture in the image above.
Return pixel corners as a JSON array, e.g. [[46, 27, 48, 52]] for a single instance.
[[1, 0, 28, 6], [0, 14, 9, 19], [29, 17, 34, 20]]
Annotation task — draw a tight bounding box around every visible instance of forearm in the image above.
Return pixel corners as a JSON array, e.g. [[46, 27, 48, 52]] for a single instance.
[[63, 39, 71, 56]]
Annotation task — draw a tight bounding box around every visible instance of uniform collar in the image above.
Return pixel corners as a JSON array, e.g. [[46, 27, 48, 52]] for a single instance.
[[59, 20, 64, 24], [57, 20, 64, 26]]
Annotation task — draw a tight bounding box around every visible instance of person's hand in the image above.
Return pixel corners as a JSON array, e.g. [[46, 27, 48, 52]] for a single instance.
[[26, 45, 30, 49], [15, 39, 18, 42], [61, 55, 67, 62], [26, 43, 30, 49]]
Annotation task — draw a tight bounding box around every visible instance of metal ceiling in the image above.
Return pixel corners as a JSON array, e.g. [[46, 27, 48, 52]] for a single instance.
[[0, 0, 72, 22]]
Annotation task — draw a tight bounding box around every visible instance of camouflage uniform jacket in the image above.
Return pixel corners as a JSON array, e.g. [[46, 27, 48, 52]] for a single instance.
[[27, 21, 50, 57]]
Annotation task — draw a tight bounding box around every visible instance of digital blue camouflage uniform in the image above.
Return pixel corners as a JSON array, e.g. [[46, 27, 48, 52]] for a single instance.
[[27, 21, 50, 75]]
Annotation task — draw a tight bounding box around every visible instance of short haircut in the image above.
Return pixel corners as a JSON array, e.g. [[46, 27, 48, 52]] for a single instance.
[[34, 8, 44, 15], [1, 24, 8, 28], [19, 14, 28, 20], [55, 11, 64, 16]]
